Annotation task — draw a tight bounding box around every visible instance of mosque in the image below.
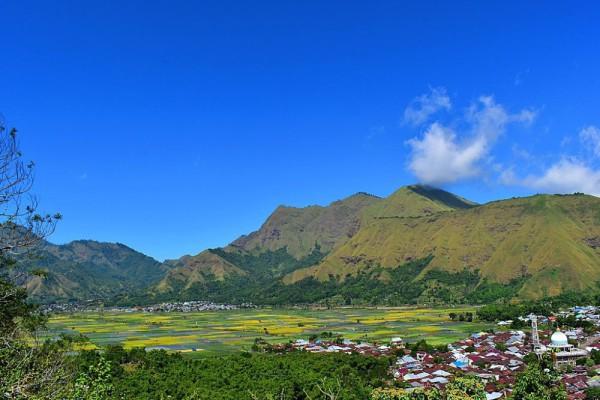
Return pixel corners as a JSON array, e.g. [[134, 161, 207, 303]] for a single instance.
[[530, 315, 587, 369], [547, 328, 588, 369]]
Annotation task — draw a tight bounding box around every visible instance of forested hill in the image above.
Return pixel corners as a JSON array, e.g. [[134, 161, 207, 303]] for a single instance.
[[19, 240, 169, 303]]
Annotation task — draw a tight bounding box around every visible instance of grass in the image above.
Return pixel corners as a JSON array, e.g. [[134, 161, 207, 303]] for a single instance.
[[43, 306, 491, 356], [291, 193, 600, 300]]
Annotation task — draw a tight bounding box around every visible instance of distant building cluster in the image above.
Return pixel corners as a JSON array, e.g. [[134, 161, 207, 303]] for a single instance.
[[41, 300, 256, 314], [280, 337, 404, 357], [135, 301, 255, 313]]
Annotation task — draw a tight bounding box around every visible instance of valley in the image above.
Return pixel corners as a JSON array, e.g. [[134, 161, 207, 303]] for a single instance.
[[43, 306, 489, 356], [3, 5, 598, 398]]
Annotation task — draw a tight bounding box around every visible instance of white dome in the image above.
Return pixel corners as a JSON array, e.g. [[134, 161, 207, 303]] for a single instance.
[[550, 330, 569, 346]]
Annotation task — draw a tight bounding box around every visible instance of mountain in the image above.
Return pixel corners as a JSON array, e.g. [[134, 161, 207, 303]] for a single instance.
[[285, 193, 600, 300], [20, 240, 168, 303], [156, 250, 246, 293], [358, 185, 475, 221], [152, 192, 383, 297], [151, 185, 478, 303], [19, 185, 600, 305], [229, 192, 382, 257], [150, 186, 600, 305]]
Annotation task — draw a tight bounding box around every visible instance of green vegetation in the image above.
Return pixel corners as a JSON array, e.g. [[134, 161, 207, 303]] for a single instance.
[[21, 240, 168, 303], [292, 192, 600, 301], [75, 346, 391, 399], [145, 255, 530, 306], [512, 362, 567, 399], [587, 387, 600, 399], [45, 307, 489, 354], [211, 245, 327, 280], [476, 288, 600, 322], [371, 376, 485, 399]]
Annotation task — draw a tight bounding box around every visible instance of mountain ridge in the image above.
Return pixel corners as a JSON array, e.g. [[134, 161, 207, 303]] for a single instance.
[[283, 193, 600, 300], [151, 185, 483, 302], [18, 185, 600, 304], [19, 239, 169, 303]]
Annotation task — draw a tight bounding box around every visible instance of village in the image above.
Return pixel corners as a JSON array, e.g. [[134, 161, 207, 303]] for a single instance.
[[258, 306, 600, 399], [41, 300, 256, 314]]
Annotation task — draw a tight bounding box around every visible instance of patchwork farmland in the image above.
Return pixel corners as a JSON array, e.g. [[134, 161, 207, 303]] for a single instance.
[[45, 307, 491, 355]]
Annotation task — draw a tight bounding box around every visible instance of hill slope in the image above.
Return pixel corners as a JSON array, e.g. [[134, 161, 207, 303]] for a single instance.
[[152, 185, 477, 300], [359, 185, 475, 221], [22, 186, 600, 305], [285, 193, 600, 299], [229, 192, 382, 258], [20, 240, 168, 303], [153, 192, 382, 295]]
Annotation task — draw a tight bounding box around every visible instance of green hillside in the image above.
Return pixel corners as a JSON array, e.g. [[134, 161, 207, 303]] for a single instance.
[[153, 192, 383, 294], [20, 240, 168, 303], [230, 192, 381, 258], [152, 185, 477, 302], [359, 185, 475, 222], [156, 250, 247, 292], [285, 193, 600, 299], [23, 186, 600, 305]]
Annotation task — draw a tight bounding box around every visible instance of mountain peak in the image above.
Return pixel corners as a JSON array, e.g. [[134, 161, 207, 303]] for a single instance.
[[406, 184, 477, 209], [345, 191, 382, 200]]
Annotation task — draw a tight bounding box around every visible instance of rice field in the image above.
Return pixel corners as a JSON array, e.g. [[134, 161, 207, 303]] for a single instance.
[[44, 307, 492, 356]]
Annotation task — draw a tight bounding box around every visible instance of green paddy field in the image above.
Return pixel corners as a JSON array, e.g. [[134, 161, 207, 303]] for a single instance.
[[45, 307, 491, 356]]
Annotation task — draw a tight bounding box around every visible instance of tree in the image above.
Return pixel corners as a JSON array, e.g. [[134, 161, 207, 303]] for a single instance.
[[465, 312, 473, 322], [512, 363, 567, 400], [586, 387, 600, 400], [0, 121, 61, 333], [370, 377, 485, 400], [445, 377, 486, 400], [371, 387, 442, 400], [0, 119, 65, 399], [71, 356, 113, 400]]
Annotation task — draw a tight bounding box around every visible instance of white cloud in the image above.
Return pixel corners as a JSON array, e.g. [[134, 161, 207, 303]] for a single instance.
[[580, 125, 600, 158], [407, 123, 484, 185], [502, 125, 600, 197], [467, 96, 536, 140], [403, 87, 451, 126], [407, 96, 535, 185], [520, 158, 600, 196]]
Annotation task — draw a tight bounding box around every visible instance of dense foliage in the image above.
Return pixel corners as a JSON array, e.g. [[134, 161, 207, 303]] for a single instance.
[[477, 288, 600, 322], [511, 363, 567, 400], [210, 246, 327, 279], [75, 346, 391, 399], [21, 240, 167, 303], [371, 376, 485, 399], [136, 253, 533, 306]]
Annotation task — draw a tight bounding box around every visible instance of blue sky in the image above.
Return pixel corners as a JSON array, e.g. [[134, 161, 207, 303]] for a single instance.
[[1, 1, 599, 260]]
